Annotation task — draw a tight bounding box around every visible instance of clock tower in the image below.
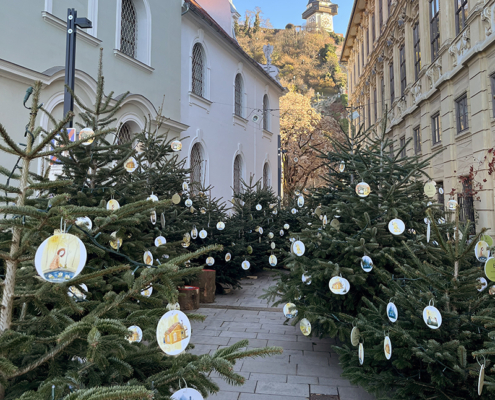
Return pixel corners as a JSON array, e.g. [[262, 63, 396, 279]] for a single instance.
[[302, 0, 338, 33]]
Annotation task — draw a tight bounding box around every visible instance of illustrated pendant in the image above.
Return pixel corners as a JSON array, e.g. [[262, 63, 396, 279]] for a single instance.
[[107, 199, 120, 211], [127, 326, 143, 343], [75, 217, 92, 230], [141, 285, 153, 297], [269, 255, 277, 266], [144, 251, 153, 266], [283, 303, 298, 319], [156, 310, 191, 356], [68, 283, 88, 301], [199, 229, 207, 239], [79, 127, 95, 145], [242, 260, 251, 270], [206, 257, 215, 266], [388, 219, 405, 235], [351, 327, 360, 347], [475, 241, 490, 262], [358, 343, 364, 365], [423, 304, 442, 329], [329, 276, 350, 295], [300, 318, 311, 336], [356, 182, 371, 197], [302, 273, 312, 285], [292, 241, 305, 256], [124, 157, 138, 172], [171, 388, 203, 400], [361, 256, 373, 272], [387, 302, 398, 323], [384, 336, 392, 360]]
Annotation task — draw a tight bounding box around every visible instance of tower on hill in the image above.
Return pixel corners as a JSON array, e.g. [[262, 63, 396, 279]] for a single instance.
[[302, 0, 338, 33]]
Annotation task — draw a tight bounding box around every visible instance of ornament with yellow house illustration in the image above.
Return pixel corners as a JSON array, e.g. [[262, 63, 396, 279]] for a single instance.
[[156, 310, 191, 356], [329, 276, 350, 295], [300, 318, 311, 336], [79, 127, 95, 145], [384, 336, 392, 360], [143, 251, 153, 266], [355, 182, 371, 197], [125, 157, 138, 172], [127, 325, 143, 343]]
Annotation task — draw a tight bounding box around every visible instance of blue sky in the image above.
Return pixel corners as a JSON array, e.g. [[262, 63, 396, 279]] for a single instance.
[[232, 0, 353, 35]]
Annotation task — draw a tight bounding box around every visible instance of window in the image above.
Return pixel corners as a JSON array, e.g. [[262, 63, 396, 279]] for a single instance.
[[190, 143, 205, 193], [388, 0, 392, 16], [381, 78, 385, 113], [390, 63, 395, 104], [413, 126, 421, 154], [437, 181, 445, 209], [367, 96, 371, 127], [233, 154, 243, 194], [362, 42, 365, 65], [455, 0, 468, 35], [373, 88, 377, 122], [371, 14, 376, 43], [491, 74, 495, 117], [458, 178, 475, 233], [263, 162, 271, 189], [432, 112, 441, 144], [358, 53, 361, 76], [263, 95, 270, 131], [400, 46, 407, 97], [235, 74, 244, 117], [400, 136, 406, 158], [430, 0, 440, 60], [117, 122, 133, 145], [366, 32, 369, 56], [413, 23, 421, 80], [389, 144, 394, 157], [379, 0, 383, 28], [192, 44, 206, 97], [455, 93, 469, 133], [121, 0, 137, 58]]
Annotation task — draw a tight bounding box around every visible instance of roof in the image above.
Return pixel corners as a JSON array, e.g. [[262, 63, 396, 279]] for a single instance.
[[340, 0, 365, 64], [164, 322, 182, 335], [184, 0, 285, 92]]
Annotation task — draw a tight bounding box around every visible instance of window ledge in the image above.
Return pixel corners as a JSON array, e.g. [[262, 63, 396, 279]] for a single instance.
[[189, 92, 212, 112], [113, 50, 154, 73], [262, 129, 273, 140], [456, 129, 471, 141], [41, 11, 101, 46], [432, 141, 443, 150], [233, 114, 248, 129]]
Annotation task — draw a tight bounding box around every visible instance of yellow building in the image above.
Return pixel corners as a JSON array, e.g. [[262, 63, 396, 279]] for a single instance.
[[341, 0, 495, 234]]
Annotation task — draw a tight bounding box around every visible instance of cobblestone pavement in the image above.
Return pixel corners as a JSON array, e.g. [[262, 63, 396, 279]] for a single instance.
[[187, 271, 375, 400]]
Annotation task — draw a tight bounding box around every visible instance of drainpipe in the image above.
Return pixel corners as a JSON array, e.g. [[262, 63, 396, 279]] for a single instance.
[[181, 2, 190, 15]]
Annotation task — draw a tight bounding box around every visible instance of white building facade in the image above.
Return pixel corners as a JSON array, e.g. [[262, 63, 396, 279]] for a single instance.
[[180, 0, 284, 202]]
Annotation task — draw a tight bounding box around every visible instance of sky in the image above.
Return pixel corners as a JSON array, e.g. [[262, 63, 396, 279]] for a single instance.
[[232, 0, 353, 35]]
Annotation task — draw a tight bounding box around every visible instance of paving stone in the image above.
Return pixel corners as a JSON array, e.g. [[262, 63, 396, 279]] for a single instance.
[[249, 373, 287, 382], [222, 322, 261, 329], [220, 330, 258, 339], [291, 354, 329, 366], [257, 333, 298, 341], [209, 391, 240, 399], [241, 359, 297, 375], [192, 335, 231, 345], [267, 340, 314, 351], [255, 381, 309, 397], [338, 386, 375, 400], [287, 374, 319, 384], [245, 327, 270, 333], [310, 385, 339, 395], [201, 329, 222, 337], [211, 377, 256, 393], [296, 363, 343, 378], [187, 344, 218, 355], [318, 377, 356, 387], [227, 326, 249, 332]]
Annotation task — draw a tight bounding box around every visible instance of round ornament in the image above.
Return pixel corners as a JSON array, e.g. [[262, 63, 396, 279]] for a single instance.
[[127, 326, 143, 343], [109, 232, 122, 250], [297, 196, 305, 207], [439, 187, 444, 195], [124, 157, 138, 172], [448, 199, 458, 210], [247, 246, 253, 254], [272, 209, 278, 215], [479, 364, 485, 396], [155, 236, 167, 247], [284, 224, 290, 230], [478, 277, 488, 292], [423, 304, 442, 329], [490, 286, 495, 295], [292, 240, 305, 256], [438, 217, 446, 224], [388, 219, 405, 235], [280, 230, 285, 237], [271, 242, 276, 250], [424, 181, 436, 198], [170, 140, 182, 152], [481, 235, 494, 247], [300, 318, 311, 336], [75, 216, 92, 230], [330, 219, 340, 229], [150, 211, 157, 225], [79, 127, 95, 145], [68, 283, 88, 300], [156, 310, 191, 356], [225, 253, 231, 262], [107, 199, 120, 211], [387, 302, 398, 323], [161, 213, 166, 229], [268, 232, 274, 239], [217, 222, 225, 231], [199, 229, 207, 239], [358, 343, 364, 365], [171, 388, 203, 400], [283, 303, 298, 319], [182, 182, 189, 191], [172, 193, 181, 204], [257, 227, 264, 235], [141, 286, 153, 297], [185, 198, 193, 207], [35, 232, 87, 283], [295, 190, 301, 196], [144, 251, 153, 266], [361, 256, 373, 272], [475, 241, 490, 262], [191, 227, 198, 239], [291, 208, 297, 214], [242, 260, 251, 270], [147, 194, 158, 202], [485, 258, 495, 282], [200, 207, 206, 214], [206, 257, 215, 266], [256, 204, 262, 211], [384, 336, 392, 360], [329, 276, 349, 295], [269, 255, 277, 266], [351, 327, 360, 347], [338, 161, 345, 173], [356, 182, 371, 198], [427, 221, 431, 243], [302, 273, 312, 285]]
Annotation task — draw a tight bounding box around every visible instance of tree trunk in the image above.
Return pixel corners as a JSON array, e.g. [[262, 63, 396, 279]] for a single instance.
[[192, 269, 216, 303], [178, 286, 200, 311]]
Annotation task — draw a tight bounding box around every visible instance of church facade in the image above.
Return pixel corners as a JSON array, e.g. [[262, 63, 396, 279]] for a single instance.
[[302, 0, 338, 32]]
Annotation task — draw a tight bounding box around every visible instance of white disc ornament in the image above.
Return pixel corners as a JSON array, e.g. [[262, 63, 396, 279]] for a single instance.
[[191, 227, 198, 239], [147, 194, 158, 202], [206, 257, 215, 266], [185, 198, 193, 207], [478, 277, 488, 292], [302, 273, 312, 285], [68, 283, 88, 300], [291, 208, 297, 214], [79, 127, 95, 145], [448, 199, 458, 210], [144, 251, 153, 266], [257, 227, 264, 235], [384, 336, 392, 360], [150, 211, 157, 225], [242, 260, 251, 270], [171, 140, 182, 152], [361, 256, 373, 272], [356, 182, 371, 197], [358, 343, 364, 365], [439, 187, 444, 194], [284, 224, 290, 230], [329, 276, 350, 295], [156, 310, 191, 356], [271, 242, 276, 249], [172, 194, 181, 204], [268, 232, 274, 239], [199, 229, 207, 239], [351, 327, 360, 347], [75, 217, 92, 230], [427, 220, 431, 243], [423, 303, 442, 329], [256, 204, 262, 211], [424, 181, 436, 198], [217, 222, 225, 231], [109, 232, 122, 250], [292, 240, 305, 256], [107, 199, 120, 211], [171, 388, 203, 400], [475, 241, 490, 262], [182, 182, 189, 191], [479, 364, 485, 396], [339, 161, 345, 172], [297, 196, 304, 207], [225, 253, 231, 262], [127, 326, 143, 343], [35, 232, 87, 283], [323, 215, 328, 226], [283, 303, 298, 319], [141, 286, 153, 297], [387, 302, 398, 323], [125, 157, 138, 172], [388, 219, 405, 235], [280, 230, 284, 237], [300, 318, 311, 336], [269, 255, 277, 266]]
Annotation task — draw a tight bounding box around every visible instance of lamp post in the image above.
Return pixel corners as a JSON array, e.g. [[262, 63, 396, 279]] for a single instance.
[[63, 8, 92, 128]]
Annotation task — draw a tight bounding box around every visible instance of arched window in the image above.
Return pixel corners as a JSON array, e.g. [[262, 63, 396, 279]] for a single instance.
[[117, 122, 133, 145], [192, 44, 206, 97], [263, 162, 271, 189], [234, 74, 244, 117], [190, 143, 205, 192], [263, 95, 270, 131], [233, 154, 243, 194], [121, 0, 137, 58]]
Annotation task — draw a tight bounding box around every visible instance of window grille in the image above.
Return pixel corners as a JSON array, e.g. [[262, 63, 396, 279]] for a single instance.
[[400, 136, 406, 158], [432, 112, 441, 144], [235, 74, 243, 117], [117, 122, 132, 145], [455, 94, 469, 133], [192, 44, 205, 97], [233, 155, 242, 194], [390, 63, 395, 104], [263, 163, 270, 188], [430, 0, 440, 60], [413, 23, 421, 80], [400, 46, 406, 97], [455, 0, 468, 35], [413, 126, 421, 154], [190, 143, 205, 193], [263, 95, 269, 131], [121, 0, 137, 58]]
